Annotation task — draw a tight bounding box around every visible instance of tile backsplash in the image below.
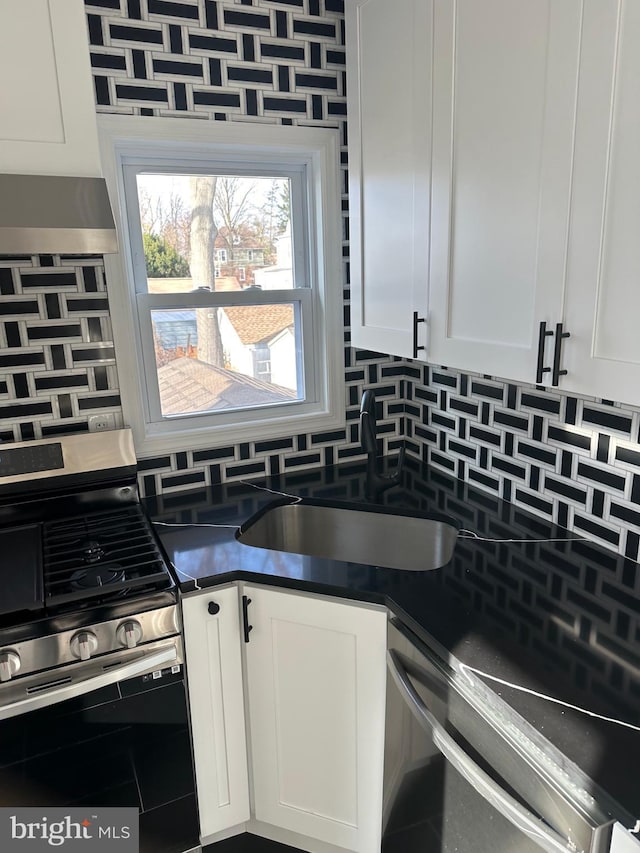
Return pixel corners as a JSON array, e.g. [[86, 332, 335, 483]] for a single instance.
[[0, 0, 404, 489], [1, 1, 640, 567], [405, 362, 640, 563], [0, 255, 123, 442]]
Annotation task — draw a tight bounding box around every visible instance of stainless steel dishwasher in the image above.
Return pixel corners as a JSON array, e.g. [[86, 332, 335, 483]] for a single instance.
[[384, 618, 617, 853]]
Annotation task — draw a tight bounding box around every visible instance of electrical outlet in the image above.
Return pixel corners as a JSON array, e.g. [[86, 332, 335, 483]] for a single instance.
[[88, 413, 116, 432]]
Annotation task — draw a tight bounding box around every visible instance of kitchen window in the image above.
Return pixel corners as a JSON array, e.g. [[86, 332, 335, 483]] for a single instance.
[[99, 116, 343, 455]]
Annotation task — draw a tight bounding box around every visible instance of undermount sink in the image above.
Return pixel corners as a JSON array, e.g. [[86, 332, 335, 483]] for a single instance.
[[236, 499, 459, 571]]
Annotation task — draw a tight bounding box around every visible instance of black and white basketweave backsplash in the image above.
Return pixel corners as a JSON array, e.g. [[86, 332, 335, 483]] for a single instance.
[[404, 363, 640, 563], [86, 0, 347, 120], [2, 0, 640, 566], [0, 256, 123, 442], [0, 0, 403, 494]]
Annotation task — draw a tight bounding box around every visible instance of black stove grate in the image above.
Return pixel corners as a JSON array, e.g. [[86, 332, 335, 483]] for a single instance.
[[42, 505, 172, 608]]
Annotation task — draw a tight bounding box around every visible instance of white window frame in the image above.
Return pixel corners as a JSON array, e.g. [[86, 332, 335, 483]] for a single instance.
[[98, 115, 344, 457]]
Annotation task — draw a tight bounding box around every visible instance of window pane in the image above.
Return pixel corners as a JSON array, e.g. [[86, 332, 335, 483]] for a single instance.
[[151, 303, 303, 417], [136, 174, 294, 294]]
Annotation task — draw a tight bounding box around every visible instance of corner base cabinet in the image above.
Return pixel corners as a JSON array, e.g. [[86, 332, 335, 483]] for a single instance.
[[244, 585, 387, 852], [182, 583, 387, 853]]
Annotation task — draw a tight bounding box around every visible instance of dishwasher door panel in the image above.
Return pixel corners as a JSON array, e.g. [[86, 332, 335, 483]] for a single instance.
[[384, 620, 613, 853], [384, 753, 559, 853]]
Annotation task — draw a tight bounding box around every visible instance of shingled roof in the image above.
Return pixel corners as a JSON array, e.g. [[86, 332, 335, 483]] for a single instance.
[[157, 357, 297, 415], [222, 304, 294, 345]]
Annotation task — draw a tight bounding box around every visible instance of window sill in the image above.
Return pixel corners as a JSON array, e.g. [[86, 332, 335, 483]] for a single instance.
[[133, 405, 346, 459]]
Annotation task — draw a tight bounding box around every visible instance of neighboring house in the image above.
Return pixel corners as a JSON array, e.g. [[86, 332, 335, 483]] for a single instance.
[[153, 309, 197, 352], [268, 326, 297, 389], [253, 226, 293, 290], [214, 247, 266, 285], [157, 358, 297, 416], [214, 247, 265, 265], [150, 278, 242, 354], [219, 304, 296, 390]]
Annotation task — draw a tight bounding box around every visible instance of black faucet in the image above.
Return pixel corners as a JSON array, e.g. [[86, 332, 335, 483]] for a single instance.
[[360, 390, 405, 500]]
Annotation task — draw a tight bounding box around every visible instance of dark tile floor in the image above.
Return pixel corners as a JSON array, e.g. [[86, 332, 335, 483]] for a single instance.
[[204, 834, 302, 852]]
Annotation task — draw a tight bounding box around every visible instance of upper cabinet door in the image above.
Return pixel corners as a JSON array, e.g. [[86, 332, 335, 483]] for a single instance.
[[428, 0, 583, 382], [561, 1, 640, 408], [346, 0, 432, 359], [0, 0, 101, 177]]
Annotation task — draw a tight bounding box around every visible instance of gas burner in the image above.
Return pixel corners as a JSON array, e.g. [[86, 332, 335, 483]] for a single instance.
[[42, 504, 172, 609], [70, 565, 125, 590], [81, 540, 105, 564]]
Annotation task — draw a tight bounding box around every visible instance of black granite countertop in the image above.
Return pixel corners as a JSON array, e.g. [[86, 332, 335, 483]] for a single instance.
[[144, 459, 640, 827]]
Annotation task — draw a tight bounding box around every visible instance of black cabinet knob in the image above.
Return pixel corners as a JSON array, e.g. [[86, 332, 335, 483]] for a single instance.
[[207, 601, 220, 615]]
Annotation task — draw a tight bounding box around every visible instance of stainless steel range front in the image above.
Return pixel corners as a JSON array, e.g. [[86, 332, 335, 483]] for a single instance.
[[0, 429, 198, 853]]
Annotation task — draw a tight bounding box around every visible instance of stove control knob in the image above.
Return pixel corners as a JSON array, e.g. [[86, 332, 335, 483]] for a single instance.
[[0, 650, 20, 683], [117, 621, 143, 650], [70, 631, 99, 661]]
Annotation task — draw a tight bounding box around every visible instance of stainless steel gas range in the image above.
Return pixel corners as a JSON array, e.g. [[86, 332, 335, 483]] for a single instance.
[[0, 429, 198, 853]]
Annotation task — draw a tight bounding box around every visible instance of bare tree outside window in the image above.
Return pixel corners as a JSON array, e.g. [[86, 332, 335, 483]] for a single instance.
[[189, 176, 224, 369], [214, 176, 257, 264]]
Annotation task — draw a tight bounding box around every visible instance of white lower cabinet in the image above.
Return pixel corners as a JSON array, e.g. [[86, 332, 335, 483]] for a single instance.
[[182, 585, 250, 841], [611, 824, 640, 853], [182, 583, 387, 853], [244, 585, 387, 853]]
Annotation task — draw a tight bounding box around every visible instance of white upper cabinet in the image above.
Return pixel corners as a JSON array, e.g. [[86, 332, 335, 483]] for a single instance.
[[346, 0, 432, 359], [0, 0, 102, 177], [347, 0, 640, 404], [561, 1, 640, 407], [427, 0, 583, 381]]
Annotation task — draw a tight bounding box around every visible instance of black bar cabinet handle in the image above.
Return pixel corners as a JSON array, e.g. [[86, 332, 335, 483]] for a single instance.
[[412, 311, 425, 359], [535, 321, 553, 383], [242, 595, 253, 643], [552, 323, 570, 386]]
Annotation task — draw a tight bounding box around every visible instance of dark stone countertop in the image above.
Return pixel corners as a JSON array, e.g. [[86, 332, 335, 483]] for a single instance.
[[144, 458, 640, 827]]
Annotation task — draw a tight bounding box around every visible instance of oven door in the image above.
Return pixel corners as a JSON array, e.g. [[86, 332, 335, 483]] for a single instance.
[[0, 639, 198, 853], [384, 621, 611, 853]]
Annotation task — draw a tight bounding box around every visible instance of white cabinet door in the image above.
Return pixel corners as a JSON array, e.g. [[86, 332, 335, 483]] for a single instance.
[[611, 824, 640, 853], [427, 0, 583, 383], [346, 0, 432, 359], [0, 0, 101, 177], [561, 1, 640, 407], [244, 584, 387, 852], [182, 586, 250, 842]]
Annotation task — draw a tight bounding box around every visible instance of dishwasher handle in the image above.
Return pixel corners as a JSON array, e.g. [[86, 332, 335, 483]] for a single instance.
[[387, 650, 578, 853]]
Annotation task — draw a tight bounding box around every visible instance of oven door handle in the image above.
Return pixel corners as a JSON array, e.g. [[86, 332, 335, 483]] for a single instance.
[[387, 650, 576, 853], [0, 644, 178, 722]]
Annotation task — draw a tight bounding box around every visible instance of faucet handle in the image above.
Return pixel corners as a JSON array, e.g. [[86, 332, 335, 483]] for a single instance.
[[384, 446, 405, 484], [360, 390, 378, 453]]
